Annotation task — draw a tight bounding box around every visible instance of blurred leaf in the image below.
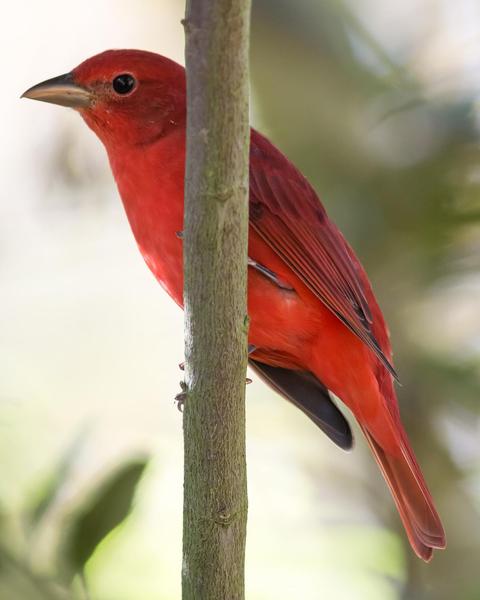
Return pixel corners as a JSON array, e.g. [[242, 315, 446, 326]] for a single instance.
[[60, 458, 148, 581], [28, 426, 90, 529]]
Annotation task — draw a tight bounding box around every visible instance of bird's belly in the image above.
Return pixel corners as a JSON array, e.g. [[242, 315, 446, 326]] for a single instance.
[[141, 238, 184, 307], [137, 227, 321, 366], [246, 229, 323, 360], [143, 239, 321, 361], [247, 268, 318, 357], [138, 220, 326, 361]]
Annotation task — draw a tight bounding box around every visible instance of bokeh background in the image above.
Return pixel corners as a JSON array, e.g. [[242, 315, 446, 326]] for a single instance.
[[3, 0, 480, 598]]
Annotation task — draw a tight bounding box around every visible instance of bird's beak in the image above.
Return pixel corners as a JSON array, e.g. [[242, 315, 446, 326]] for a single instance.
[[21, 72, 92, 108]]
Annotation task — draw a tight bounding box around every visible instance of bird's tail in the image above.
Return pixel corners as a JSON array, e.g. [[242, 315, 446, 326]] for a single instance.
[[360, 422, 446, 561]]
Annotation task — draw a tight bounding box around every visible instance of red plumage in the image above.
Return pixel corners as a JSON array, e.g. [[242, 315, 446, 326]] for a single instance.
[[26, 49, 446, 560]]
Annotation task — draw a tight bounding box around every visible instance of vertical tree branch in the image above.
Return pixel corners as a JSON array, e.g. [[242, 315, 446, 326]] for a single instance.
[[182, 1, 251, 599]]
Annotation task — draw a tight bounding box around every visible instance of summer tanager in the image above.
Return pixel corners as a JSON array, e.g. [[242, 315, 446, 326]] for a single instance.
[[22, 49, 446, 560]]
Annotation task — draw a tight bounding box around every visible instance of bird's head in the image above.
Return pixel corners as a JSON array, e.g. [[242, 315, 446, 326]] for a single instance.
[[22, 49, 186, 147]]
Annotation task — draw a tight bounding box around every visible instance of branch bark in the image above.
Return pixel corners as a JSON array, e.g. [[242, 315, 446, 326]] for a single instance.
[[182, 1, 251, 599]]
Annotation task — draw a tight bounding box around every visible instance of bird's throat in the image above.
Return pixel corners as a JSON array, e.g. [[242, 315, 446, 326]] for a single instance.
[[106, 127, 187, 306]]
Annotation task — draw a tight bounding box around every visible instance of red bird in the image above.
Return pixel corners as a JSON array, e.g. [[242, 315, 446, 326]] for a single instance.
[[23, 49, 446, 560]]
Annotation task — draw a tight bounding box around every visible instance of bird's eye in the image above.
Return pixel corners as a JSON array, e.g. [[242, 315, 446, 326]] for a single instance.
[[112, 74, 136, 95]]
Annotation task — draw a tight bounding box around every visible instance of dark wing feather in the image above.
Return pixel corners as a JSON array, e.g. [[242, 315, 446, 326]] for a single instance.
[[249, 131, 397, 379], [249, 359, 353, 450]]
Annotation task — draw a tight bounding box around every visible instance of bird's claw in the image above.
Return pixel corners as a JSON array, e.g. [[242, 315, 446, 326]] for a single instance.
[[174, 392, 186, 412], [175, 380, 188, 412], [176, 363, 251, 400]]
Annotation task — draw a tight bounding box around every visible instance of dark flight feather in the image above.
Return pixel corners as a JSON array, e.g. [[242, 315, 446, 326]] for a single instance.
[[249, 359, 353, 450]]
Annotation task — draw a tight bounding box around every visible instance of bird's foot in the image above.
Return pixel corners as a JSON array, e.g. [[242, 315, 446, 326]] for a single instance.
[[174, 380, 188, 412]]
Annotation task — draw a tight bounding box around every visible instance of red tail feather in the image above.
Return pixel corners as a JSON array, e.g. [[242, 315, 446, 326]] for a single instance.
[[360, 424, 446, 561]]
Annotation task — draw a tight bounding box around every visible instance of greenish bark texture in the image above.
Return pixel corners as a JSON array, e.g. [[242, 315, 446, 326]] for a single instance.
[[182, 1, 251, 599]]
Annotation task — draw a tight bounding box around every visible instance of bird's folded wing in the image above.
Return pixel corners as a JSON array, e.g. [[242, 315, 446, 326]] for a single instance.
[[249, 134, 396, 379]]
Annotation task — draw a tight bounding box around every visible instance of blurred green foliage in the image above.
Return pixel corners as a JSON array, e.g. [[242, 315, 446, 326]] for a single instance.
[[59, 460, 148, 584], [0, 449, 148, 599]]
